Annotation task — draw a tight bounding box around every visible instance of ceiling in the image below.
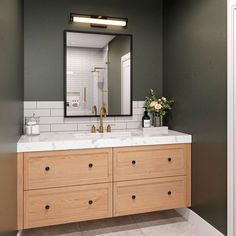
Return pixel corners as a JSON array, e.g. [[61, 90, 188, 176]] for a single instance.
[[67, 32, 115, 48]]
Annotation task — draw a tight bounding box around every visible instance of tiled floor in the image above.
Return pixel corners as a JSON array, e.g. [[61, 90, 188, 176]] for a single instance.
[[23, 210, 200, 236]]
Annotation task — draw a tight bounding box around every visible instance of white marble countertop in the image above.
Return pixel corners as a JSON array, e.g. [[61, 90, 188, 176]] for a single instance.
[[17, 129, 192, 153]]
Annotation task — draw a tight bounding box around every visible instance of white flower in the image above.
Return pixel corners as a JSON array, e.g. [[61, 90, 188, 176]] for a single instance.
[[162, 97, 166, 101]]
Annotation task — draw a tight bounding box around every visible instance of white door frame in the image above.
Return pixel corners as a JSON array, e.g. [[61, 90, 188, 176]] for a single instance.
[[227, 1, 236, 235]]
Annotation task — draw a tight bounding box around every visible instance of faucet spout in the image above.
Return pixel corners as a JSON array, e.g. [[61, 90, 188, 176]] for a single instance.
[[98, 106, 106, 133]]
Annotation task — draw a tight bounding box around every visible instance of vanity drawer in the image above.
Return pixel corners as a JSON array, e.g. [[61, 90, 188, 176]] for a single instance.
[[24, 183, 112, 228], [113, 144, 187, 181], [24, 148, 112, 190], [113, 176, 186, 216]]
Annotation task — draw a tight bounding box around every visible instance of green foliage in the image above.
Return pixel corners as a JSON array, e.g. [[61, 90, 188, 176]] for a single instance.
[[144, 89, 174, 117]]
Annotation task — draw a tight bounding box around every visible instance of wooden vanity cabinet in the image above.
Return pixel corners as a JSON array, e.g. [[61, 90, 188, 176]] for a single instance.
[[113, 144, 188, 181], [113, 176, 186, 216], [24, 148, 112, 190], [24, 183, 112, 228], [17, 144, 191, 230], [112, 144, 191, 216]]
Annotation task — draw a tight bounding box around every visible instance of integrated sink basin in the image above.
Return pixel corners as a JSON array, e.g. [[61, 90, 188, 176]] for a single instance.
[[73, 131, 132, 139]]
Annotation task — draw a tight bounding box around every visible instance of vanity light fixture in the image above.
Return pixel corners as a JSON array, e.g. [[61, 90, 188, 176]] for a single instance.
[[70, 13, 128, 28]]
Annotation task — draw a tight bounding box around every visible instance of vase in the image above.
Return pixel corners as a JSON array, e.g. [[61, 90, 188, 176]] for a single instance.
[[153, 114, 163, 127]]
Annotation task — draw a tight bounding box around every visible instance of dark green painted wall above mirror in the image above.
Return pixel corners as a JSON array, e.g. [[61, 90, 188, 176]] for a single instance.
[[24, 0, 163, 101]]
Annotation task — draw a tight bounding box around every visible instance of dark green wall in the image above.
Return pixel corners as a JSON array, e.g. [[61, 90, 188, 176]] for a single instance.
[[24, 0, 163, 101], [108, 36, 130, 114], [0, 0, 24, 235], [163, 0, 227, 234]]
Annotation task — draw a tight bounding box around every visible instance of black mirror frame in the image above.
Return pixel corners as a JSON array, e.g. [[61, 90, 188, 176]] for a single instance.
[[63, 30, 133, 118]]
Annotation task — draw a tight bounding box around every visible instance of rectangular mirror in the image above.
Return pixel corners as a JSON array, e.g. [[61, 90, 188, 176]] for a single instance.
[[64, 30, 132, 117]]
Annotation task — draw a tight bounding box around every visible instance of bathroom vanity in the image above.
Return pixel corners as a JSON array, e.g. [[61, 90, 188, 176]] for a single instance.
[[17, 130, 191, 230]]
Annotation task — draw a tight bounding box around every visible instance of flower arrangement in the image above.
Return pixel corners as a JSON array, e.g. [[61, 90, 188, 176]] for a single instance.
[[144, 89, 174, 117]]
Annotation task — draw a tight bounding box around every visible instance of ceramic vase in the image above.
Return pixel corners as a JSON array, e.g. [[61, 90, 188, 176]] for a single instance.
[[153, 114, 163, 127]]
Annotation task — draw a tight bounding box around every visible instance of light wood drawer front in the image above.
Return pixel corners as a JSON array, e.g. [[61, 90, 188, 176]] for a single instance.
[[24, 183, 112, 229], [24, 148, 112, 190], [113, 176, 186, 216], [113, 145, 187, 181]]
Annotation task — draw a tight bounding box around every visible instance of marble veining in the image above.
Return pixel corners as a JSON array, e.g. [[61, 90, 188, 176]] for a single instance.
[[17, 129, 192, 153]]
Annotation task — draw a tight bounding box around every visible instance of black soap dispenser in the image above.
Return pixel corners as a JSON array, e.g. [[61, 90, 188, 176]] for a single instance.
[[142, 108, 151, 128]]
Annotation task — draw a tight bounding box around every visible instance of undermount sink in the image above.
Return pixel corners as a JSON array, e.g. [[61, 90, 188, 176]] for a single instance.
[[73, 131, 132, 139]]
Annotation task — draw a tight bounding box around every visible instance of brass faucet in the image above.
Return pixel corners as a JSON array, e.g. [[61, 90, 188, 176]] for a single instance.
[[92, 105, 97, 116], [91, 125, 96, 133], [107, 124, 111, 133], [98, 106, 107, 133]]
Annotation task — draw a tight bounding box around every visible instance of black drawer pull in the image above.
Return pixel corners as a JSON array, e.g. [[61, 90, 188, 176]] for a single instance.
[[132, 160, 136, 165], [168, 158, 172, 162], [45, 166, 50, 171], [88, 163, 93, 168], [168, 191, 172, 196], [88, 200, 93, 205], [45, 205, 50, 210], [132, 195, 136, 200]]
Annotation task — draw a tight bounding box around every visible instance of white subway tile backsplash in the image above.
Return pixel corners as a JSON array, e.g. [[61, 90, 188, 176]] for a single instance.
[[37, 101, 64, 109], [90, 117, 100, 122], [24, 109, 50, 117], [40, 117, 64, 125], [132, 101, 138, 108], [138, 101, 145, 108], [115, 115, 140, 122], [103, 117, 115, 122], [138, 114, 143, 121], [115, 116, 133, 122], [77, 123, 95, 131], [133, 107, 144, 115], [106, 122, 127, 130], [127, 121, 142, 129], [132, 115, 142, 121], [24, 101, 37, 109], [51, 124, 77, 132], [51, 109, 64, 117], [64, 117, 91, 124], [39, 125, 51, 132], [24, 101, 144, 133]]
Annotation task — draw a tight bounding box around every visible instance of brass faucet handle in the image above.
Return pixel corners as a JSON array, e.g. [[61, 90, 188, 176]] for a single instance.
[[92, 105, 97, 116], [91, 125, 96, 133], [107, 124, 111, 133]]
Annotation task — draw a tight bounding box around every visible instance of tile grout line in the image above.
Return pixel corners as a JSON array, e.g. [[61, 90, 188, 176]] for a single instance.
[[24, 101, 145, 133]]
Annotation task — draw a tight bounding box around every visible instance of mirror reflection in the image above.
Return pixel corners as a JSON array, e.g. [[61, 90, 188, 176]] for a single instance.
[[65, 31, 132, 117]]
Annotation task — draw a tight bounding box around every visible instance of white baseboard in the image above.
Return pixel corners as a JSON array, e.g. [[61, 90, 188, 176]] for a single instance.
[[176, 208, 225, 236], [17, 230, 23, 236]]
